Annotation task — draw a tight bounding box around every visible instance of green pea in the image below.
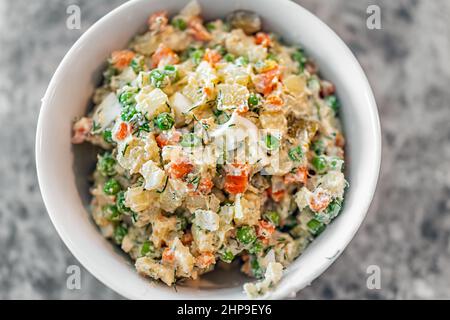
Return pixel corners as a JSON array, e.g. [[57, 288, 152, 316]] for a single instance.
[[248, 93, 260, 107], [250, 257, 264, 279], [119, 91, 136, 106], [116, 191, 130, 214], [312, 155, 327, 173], [248, 240, 263, 254], [223, 53, 235, 62], [190, 49, 204, 64], [103, 205, 120, 221], [97, 153, 116, 177], [205, 22, 216, 31], [114, 224, 128, 244], [325, 95, 340, 114], [103, 178, 121, 195], [154, 112, 174, 131], [288, 146, 303, 161], [121, 104, 137, 122], [140, 241, 154, 256], [236, 226, 256, 245], [150, 69, 166, 88], [163, 65, 178, 82], [307, 218, 325, 235], [102, 129, 113, 144], [163, 65, 176, 72], [221, 250, 234, 263], [292, 49, 306, 72], [171, 18, 187, 30], [265, 134, 280, 151], [264, 211, 280, 226], [180, 133, 202, 148]]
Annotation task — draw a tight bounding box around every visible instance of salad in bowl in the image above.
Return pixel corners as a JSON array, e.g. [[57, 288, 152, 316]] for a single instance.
[[71, 1, 347, 298]]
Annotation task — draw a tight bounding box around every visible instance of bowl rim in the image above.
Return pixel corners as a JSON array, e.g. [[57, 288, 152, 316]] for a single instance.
[[36, 0, 381, 300]]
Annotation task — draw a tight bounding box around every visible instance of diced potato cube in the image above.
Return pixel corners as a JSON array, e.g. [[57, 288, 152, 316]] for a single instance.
[[294, 187, 312, 211], [259, 110, 287, 134], [217, 63, 250, 86], [234, 192, 261, 226], [148, 211, 177, 248], [159, 178, 187, 212], [225, 29, 267, 62], [140, 160, 166, 191], [192, 225, 217, 253], [193, 209, 220, 231], [170, 237, 195, 277], [125, 186, 160, 212], [219, 204, 234, 224], [217, 83, 249, 111], [117, 133, 160, 175], [135, 88, 170, 118], [182, 77, 207, 107], [161, 145, 183, 164], [195, 61, 218, 88], [315, 171, 346, 199], [92, 93, 121, 131], [283, 74, 307, 95], [121, 235, 134, 253], [169, 92, 192, 125], [111, 67, 136, 91], [185, 193, 221, 214], [135, 257, 175, 285]]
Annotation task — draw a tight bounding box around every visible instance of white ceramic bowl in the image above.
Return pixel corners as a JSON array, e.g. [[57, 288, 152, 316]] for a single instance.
[[36, 0, 381, 299]]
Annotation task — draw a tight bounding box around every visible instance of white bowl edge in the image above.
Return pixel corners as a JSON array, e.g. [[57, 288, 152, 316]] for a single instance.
[[36, 0, 381, 300]]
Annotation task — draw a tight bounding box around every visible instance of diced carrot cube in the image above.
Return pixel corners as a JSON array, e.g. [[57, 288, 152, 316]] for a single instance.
[[115, 122, 130, 141], [255, 32, 271, 47], [148, 11, 168, 31], [257, 220, 276, 241], [188, 18, 212, 41], [309, 191, 331, 212], [203, 48, 222, 65], [253, 67, 280, 96], [224, 163, 249, 195], [168, 159, 194, 180], [284, 167, 308, 185], [152, 44, 179, 68], [111, 50, 135, 70], [156, 131, 181, 148], [197, 177, 214, 195], [196, 252, 215, 268], [162, 247, 175, 263], [267, 187, 285, 202]]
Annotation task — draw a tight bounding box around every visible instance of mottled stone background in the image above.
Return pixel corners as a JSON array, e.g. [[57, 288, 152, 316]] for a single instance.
[[0, 0, 449, 299]]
